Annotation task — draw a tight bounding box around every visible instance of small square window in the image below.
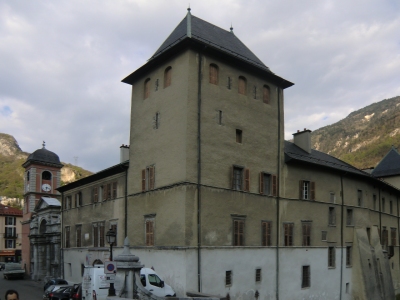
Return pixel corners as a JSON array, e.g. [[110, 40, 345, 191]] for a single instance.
[[321, 231, 327, 241]]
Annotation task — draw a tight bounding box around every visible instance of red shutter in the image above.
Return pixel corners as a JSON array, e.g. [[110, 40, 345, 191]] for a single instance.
[[299, 180, 303, 199], [272, 175, 277, 196], [149, 166, 155, 190], [310, 182, 316, 200], [259, 173, 264, 194], [244, 169, 250, 192], [141, 169, 146, 191]]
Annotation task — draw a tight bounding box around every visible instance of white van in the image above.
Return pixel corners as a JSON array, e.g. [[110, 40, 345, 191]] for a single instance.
[[140, 268, 176, 297], [82, 264, 110, 300]]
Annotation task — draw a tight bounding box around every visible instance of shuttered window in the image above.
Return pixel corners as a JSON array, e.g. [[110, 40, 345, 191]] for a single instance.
[[262, 221, 272, 246], [233, 219, 245, 246], [238, 76, 246, 95], [99, 224, 105, 247], [284, 223, 294, 246], [209, 64, 218, 85], [76, 226, 82, 247], [299, 180, 315, 200], [93, 187, 98, 203], [244, 169, 250, 192], [141, 166, 155, 191], [302, 222, 311, 246], [164, 67, 172, 88], [146, 220, 154, 246]]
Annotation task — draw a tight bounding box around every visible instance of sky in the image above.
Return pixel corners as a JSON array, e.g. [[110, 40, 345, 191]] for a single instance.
[[1, 0, 399, 172]]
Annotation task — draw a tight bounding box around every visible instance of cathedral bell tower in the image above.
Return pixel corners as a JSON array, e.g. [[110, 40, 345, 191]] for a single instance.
[[21, 142, 63, 277]]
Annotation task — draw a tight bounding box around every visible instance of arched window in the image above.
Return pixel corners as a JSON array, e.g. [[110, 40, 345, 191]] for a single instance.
[[164, 67, 172, 88], [209, 64, 218, 85], [42, 171, 51, 180], [238, 76, 247, 95], [144, 78, 150, 99], [40, 219, 47, 234], [263, 85, 270, 104]]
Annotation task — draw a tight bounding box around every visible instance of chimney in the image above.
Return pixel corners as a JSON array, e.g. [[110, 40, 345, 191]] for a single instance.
[[293, 128, 312, 153], [120, 144, 130, 162]]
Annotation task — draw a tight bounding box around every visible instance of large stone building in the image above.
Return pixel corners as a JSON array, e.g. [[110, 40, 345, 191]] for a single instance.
[[21, 143, 63, 280], [59, 10, 400, 299]]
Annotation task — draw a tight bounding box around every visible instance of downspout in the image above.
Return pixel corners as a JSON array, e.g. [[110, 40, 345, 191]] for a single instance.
[[61, 192, 64, 278], [339, 174, 345, 300], [197, 51, 203, 292], [125, 167, 128, 237], [379, 187, 381, 244], [275, 87, 282, 300]]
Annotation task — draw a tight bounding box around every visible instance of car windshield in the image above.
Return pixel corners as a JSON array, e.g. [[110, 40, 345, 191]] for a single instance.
[[45, 285, 55, 293]]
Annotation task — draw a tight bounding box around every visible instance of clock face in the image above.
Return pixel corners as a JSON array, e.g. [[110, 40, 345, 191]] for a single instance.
[[42, 183, 51, 192]]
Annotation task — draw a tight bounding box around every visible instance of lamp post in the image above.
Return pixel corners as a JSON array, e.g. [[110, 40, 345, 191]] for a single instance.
[[106, 229, 116, 297]]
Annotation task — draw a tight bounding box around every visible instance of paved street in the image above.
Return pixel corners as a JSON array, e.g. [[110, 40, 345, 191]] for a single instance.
[[0, 272, 43, 300]]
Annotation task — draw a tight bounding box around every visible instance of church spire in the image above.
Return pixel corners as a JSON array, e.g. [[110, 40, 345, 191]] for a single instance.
[[187, 6, 192, 38]]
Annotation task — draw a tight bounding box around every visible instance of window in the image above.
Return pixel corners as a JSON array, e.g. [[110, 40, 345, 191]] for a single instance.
[[238, 76, 246, 95], [382, 197, 385, 212], [373, 194, 377, 210], [299, 180, 315, 200], [217, 110, 223, 125], [328, 207, 336, 226], [164, 67, 172, 88], [236, 129, 242, 143], [346, 246, 352, 266], [284, 223, 294, 246], [226, 271, 232, 286], [233, 219, 245, 246], [346, 209, 353, 226], [260, 173, 278, 196], [76, 226, 82, 247], [65, 227, 70, 248], [330, 192, 335, 203], [145, 219, 154, 246], [302, 222, 311, 246], [382, 227, 388, 249], [301, 266, 310, 288], [142, 165, 155, 191], [112, 182, 117, 199], [227, 77, 231, 89], [391, 228, 396, 246], [144, 78, 150, 99], [357, 190, 363, 207], [262, 221, 272, 246], [263, 85, 270, 104], [5, 216, 16, 225], [5, 240, 15, 248], [390, 200, 393, 214], [93, 187, 99, 203], [321, 231, 327, 241], [64, 196, 72, 209], [99, 224, 105, 247], [75, 192, 82, 207], [346, 283, 350, 293], [209, 64, 218, 85], [42, 171, 52, 180], [328, 247, 335, 268], [232, 166, 249, 191], [255, 268, 261, 282]]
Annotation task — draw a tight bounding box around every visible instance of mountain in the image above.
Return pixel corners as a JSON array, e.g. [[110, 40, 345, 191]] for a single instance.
[[0, 133, 93, 200], [311, 96, 400, 169]]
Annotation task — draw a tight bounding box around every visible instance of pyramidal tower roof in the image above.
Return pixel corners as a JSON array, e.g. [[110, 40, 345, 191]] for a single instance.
[[372, 146, 400, 177], [150, 9, 270, 71]]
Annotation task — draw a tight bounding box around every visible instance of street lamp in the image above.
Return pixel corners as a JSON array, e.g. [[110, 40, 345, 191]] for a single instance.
[[106, 229, 116, 297]]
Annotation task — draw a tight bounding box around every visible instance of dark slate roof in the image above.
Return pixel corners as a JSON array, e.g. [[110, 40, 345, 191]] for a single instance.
[[151, 12, 270, 72], [371, 146, 400, 177], [22, 146, 63, 168], [284, 141, 368, 177]]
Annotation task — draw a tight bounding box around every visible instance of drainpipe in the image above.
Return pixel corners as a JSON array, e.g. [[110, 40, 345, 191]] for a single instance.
[[125, 167, 128, 237], [61, 192, 64, 279], [339, 174, 345, 300], [197, 51, 203, 292], [275, 87, 282, 300]]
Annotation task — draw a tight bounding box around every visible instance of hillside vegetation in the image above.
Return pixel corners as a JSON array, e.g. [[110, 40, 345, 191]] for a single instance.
[[311, 96, 400, 169], [0, 133, 92, 199]]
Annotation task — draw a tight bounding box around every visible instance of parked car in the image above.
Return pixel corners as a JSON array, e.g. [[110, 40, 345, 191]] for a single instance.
[[140, 268, 176, 297], [43, 284, 69, 300], [48, 285, 74, 300], [70, 283, 82, 300], [3, 262, 24, 279], [44, 278, 69, 291]]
